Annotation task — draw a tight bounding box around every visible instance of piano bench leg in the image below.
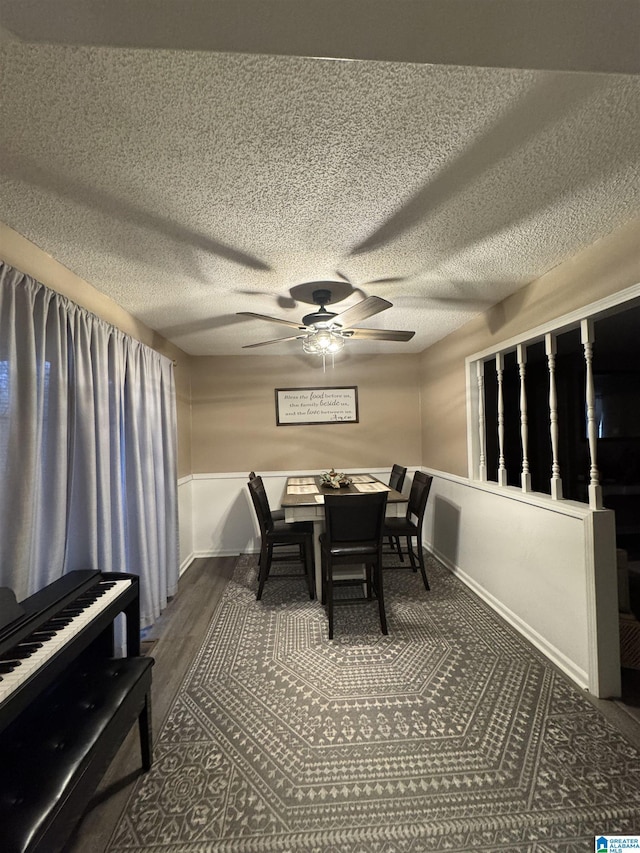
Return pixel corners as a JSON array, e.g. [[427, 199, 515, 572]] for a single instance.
[[138, 690, 153, 771]]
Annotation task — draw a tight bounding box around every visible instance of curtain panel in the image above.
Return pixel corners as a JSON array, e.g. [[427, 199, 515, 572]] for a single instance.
[[0, 261, 178, 630]]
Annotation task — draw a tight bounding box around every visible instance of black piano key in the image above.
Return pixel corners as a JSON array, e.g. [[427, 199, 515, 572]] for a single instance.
[[15, 643, 43, 653], [0, 647, 31, 661]]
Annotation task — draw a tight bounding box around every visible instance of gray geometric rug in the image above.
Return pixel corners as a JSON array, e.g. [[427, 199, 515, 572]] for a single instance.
[[106, 554, 640, 852]]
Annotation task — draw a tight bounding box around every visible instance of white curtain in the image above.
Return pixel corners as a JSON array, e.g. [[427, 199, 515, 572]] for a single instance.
[[0, 261, 178, 629]]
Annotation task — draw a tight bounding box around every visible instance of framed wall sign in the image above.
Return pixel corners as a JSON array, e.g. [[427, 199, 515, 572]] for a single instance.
[[275, 386, 359, 426]]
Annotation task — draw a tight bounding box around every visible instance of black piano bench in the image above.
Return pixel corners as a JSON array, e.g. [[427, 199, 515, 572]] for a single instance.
[[0, 655, 154, 853]]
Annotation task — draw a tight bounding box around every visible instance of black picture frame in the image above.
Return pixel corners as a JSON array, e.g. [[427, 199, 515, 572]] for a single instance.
[[275, 386, 359, 426]]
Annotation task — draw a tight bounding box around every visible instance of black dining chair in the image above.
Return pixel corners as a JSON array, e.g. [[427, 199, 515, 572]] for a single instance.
[[248, 475, 315, 601], [248, 471, 286, 572], [387, 464, 407, 556], [389, 464, 407, 493], [320, 491, 388, 640], [249, 471, 285, 520], [383, 471, 433, 590]]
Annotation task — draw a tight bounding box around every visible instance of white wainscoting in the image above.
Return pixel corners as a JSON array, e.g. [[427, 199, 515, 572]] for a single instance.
[[422, 470, 620, 699], [185, 468, 403, 560], [177, 467, 620, 698]]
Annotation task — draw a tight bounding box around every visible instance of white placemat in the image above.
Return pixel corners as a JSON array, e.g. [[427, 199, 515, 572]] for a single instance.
[[354, 482, 390, 492]]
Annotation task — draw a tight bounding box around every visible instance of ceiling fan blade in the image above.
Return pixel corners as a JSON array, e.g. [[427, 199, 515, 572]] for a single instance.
[[242, 333, 306, 349], [346, 328, 415, 342], [237, 311, 304, 331], [335, 272, 404, 287], [333, 296, 392, 328], [367, 276, 405, 285]]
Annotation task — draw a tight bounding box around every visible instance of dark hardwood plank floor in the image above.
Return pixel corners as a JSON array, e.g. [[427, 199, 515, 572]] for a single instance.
[[63, 553, 640, 851], [64, 555, 237, 853]]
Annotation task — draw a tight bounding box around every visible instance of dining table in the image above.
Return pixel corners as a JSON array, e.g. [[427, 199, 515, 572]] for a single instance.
[[281, 473, 408, 599]]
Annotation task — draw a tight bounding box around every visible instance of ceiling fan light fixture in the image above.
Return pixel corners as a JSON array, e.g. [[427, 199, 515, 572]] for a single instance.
[[302, 329, 345, 355]]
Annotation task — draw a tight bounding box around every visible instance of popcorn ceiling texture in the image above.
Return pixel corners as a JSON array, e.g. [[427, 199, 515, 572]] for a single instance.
[[1, 22, 639, 355]]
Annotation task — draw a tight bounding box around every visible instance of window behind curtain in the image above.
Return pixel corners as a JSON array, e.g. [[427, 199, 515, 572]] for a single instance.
[[0, 261, 178, 632]]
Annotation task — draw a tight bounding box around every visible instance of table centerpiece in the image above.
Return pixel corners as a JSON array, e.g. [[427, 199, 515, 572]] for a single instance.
[[320, 469, 352, 489]]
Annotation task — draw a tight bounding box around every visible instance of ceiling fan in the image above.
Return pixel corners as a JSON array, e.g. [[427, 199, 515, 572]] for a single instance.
[[237, 287, 415, 358]]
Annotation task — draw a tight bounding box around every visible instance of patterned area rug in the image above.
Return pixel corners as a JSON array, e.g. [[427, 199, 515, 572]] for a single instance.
[[107, 554, 640, 852]]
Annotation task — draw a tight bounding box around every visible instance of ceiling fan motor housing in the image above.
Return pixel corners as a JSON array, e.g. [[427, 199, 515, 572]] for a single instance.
[[302, 289, 339, 327], [311, 288, 332, 306]]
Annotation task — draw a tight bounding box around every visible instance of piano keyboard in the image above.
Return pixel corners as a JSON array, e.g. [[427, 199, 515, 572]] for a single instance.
[[0, 578, 132, 704]]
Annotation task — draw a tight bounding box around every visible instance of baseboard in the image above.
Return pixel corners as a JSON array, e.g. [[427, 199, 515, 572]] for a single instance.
[[191, 549, 248, 559], [425, 539, 590, 691], [179, 554, 194, 576], [180, 549, 250, 576]]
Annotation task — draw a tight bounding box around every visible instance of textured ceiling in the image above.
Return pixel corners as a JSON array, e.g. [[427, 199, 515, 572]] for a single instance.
[[1, 1, 639, 356]]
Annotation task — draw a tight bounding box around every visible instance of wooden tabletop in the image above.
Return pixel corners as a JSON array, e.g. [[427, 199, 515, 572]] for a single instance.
[[281, 474, 406, 508]]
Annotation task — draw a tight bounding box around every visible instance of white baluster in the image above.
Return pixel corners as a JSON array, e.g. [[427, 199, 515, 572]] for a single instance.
[[477, 361, 487, 481], [545, 333, 563, 499], [581, 319, 603, 509], [517, 344, 531, 492], [496, 353, 507, 486]]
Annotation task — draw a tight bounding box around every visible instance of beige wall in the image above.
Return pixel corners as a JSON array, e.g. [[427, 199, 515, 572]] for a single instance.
[[190, 352, 421, 473], [0, 222, 193, 478], [420, 218, 640, 477]]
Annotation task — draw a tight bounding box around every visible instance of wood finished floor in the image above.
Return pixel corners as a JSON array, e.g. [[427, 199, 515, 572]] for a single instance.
[[65, 554, 640, 852]]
